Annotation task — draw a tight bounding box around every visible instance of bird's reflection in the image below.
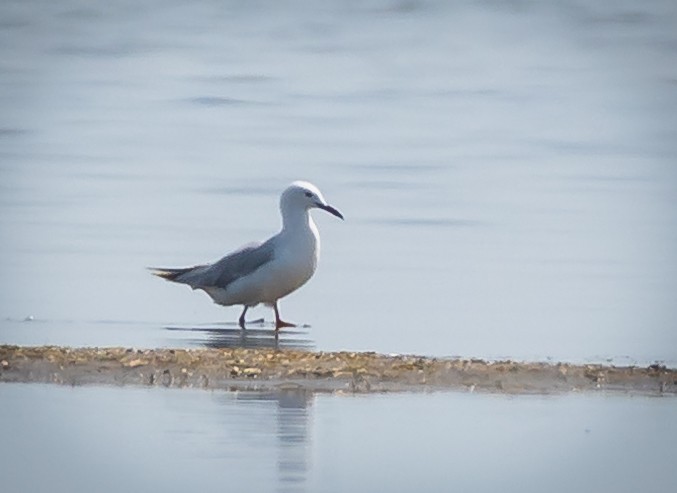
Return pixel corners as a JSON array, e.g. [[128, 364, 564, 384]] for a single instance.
[[216, 388, 313, 493], [166, 322, 314, 490], [165, 322, 314, 350]]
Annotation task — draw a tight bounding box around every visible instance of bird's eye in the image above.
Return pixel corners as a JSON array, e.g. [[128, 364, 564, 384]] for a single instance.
[[304, 191, 313, 198]]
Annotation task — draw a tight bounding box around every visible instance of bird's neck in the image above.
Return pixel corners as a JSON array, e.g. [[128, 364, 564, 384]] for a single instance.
[[280, 209, 320, 266], [281, 208, 313, 234]]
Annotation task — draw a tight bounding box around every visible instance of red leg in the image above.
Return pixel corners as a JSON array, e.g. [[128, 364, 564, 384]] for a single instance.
[[273, 302, 296, 331]]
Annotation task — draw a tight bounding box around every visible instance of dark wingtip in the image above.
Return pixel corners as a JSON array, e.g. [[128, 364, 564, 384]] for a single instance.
[[148, 267, 183, 281]]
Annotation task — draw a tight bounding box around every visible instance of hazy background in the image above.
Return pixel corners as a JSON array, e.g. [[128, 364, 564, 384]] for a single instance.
[[1, 0, 676, 364]]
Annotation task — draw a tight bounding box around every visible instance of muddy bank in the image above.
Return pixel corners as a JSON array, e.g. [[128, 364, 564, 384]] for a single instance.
[[1, 345, 675, 395]]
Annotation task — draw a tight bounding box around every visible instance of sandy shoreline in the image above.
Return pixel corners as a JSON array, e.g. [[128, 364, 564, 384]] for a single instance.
[[1, 345, 675, 395]]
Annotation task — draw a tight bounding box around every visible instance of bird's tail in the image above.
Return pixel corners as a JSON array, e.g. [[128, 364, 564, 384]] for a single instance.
[[148, 266, 195, 283]]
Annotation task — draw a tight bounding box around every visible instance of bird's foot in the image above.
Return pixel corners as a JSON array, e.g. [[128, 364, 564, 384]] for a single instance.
[[275, 320, 296, 331]]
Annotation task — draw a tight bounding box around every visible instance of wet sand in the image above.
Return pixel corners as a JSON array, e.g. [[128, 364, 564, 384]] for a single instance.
[[1, 345, 675, 395]]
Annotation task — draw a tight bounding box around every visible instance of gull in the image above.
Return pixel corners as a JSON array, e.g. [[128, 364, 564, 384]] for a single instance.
[[150, 181, 343, 330]]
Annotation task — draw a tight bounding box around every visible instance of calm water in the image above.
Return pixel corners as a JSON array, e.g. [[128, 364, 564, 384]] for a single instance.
[[1, 383, 676, 493], [1, 1, 677, 364], [3, 3, 677, 490]]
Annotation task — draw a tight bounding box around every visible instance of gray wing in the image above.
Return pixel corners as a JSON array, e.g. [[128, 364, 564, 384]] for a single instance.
[[176, 239, 276, 289]]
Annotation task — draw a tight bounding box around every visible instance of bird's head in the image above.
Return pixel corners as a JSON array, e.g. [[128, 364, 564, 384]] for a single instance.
[[281, 181, 344, 220]]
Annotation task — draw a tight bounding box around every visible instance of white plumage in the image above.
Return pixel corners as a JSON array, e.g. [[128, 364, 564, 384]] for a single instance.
[[151, 181, 343, 330]]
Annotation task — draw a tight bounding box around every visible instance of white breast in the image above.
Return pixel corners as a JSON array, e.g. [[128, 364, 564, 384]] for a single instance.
[[260, 220, 320, 302], [213, 219, 320, 306]]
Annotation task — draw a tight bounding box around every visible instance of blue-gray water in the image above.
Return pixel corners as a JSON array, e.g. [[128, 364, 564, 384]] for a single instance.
[[1, 383, 676, 493], [1, 2, 677, 491], [1, 0, 676, 364]]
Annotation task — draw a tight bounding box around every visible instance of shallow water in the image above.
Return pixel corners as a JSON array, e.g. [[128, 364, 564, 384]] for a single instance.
[[1, 383, 675, 493], [1, 1, 677, 365]]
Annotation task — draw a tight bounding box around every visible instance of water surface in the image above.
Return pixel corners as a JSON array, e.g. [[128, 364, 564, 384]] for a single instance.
[[1, 383, 675, 493], [1, 0, 676, 364]]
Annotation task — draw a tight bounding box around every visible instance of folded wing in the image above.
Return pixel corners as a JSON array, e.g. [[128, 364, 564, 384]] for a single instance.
[[150, 239, 276, 290]]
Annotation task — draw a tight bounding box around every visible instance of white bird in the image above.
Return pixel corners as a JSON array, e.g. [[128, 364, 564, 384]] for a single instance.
[[150, 181, 343, 330]]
